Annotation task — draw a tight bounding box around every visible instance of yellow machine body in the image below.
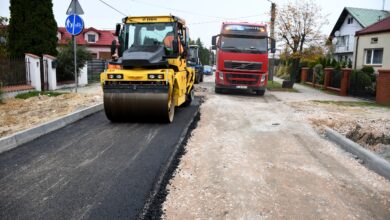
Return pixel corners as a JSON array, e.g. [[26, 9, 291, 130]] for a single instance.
[[100, 15, 195, 122]]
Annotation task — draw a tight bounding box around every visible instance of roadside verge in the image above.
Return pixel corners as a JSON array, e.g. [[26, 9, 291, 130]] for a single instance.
[[325, 127, 390, 181], [0, 103, 103, 154]]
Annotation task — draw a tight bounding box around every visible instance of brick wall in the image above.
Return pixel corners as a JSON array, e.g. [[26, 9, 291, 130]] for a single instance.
[[376, 69, 390, 105]]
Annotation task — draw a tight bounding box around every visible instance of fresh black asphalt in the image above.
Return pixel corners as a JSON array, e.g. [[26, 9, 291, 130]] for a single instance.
[[0, 99, 200, 220]]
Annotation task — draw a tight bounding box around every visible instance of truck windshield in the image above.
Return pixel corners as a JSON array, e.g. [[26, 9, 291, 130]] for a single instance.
[[220, 36, 267, 54], [124, 23, 175, 49]]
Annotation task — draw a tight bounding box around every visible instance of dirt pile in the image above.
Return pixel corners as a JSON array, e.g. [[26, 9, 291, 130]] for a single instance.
[[289, 101, 390, 161], [0, 93, 102, 138]]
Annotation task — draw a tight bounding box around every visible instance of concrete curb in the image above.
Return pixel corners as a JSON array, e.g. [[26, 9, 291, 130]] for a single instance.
[[325, 127, 390, 181], [0, 103, 103, 154]]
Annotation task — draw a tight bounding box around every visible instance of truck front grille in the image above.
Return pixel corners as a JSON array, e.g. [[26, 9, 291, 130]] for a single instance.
[[226, 73, 260, 85], [224, 61, 262, 71]]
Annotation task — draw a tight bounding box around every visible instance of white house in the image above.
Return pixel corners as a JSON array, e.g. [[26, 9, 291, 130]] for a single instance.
[[329, 7, 389, 64]]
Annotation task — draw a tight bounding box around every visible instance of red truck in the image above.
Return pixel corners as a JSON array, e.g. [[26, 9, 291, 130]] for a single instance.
[[212, 22, 275, 95]]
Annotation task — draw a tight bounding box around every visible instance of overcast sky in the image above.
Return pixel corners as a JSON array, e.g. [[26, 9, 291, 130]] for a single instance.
[[1, 0, 389, 47]]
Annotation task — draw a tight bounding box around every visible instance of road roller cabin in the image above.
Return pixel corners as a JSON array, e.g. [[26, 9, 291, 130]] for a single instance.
[[100, 15, 195, 123]]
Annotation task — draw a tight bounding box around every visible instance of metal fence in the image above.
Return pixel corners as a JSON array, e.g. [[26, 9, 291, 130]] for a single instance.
[[307, 68, 314, 82], [87, 59, 106, 83], [329, 69, 342, 88], [349, 71, 376, 100], [0, 57, 29, 86]]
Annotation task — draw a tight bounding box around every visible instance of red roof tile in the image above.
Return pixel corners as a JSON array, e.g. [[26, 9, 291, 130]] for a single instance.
[[58, 27, 117, 47], [356, 16, 390, 36]]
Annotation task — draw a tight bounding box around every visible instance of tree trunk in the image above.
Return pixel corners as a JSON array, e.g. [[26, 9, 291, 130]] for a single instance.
[[290, 58, 301, 85]]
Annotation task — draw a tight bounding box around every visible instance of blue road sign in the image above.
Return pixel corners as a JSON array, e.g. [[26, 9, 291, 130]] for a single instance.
[[65, 14, 84, 36]]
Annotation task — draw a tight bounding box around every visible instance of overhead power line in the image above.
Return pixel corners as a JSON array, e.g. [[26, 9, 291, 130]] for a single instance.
[[189, 14, 266, 25], [130, 0, 228, 19], [98, 0, 128, 17]]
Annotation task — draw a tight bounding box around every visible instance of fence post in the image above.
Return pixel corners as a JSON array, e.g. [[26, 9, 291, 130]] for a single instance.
[[376, 69, 390, 105], [78, 65, 88, 86], [301, 67, 308, 83], [43, 55, 57, 91], [324, 68, 333, 88], [340, 68, 352, 96], [25, 53, 41, 91]]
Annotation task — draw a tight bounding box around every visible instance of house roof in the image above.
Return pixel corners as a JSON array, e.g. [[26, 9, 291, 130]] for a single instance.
[[57, 27, 116, 47], [329, 7, 390, 37], [356, 15, 390, 36]]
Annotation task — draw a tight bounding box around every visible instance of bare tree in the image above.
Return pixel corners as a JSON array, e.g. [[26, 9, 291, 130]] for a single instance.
[[276, 0, 328, 84]]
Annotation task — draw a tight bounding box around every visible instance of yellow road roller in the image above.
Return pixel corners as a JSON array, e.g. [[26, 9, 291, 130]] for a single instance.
[[100, 15, 195, 122]]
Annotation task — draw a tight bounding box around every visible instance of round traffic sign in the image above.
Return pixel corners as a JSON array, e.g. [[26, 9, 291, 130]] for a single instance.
[[65, 14, 84, 36]]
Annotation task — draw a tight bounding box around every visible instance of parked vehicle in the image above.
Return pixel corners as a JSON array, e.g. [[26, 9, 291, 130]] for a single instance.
[[188, 45, 204, 83], [203, 65, 213, 75], [212, 22, 275, 95]]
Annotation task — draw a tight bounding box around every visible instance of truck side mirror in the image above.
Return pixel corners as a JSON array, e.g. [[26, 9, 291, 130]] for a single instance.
[[270, 38, 276, 53], [172, 39, 179, 54], [110, 40, 117, 56], [211, 35, 217, 47], [115, 24, 121, 36]]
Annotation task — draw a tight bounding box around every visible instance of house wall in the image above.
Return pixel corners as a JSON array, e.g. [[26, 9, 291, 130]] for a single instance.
[[354, 32, 390, 72], [334, 15, 363, 62], [86, 47, 111, 59]]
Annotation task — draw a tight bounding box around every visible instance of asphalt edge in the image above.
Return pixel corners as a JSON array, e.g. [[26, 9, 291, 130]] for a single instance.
[[138, 102, 201, 220], [325, 126, 390, 181], [0, 103, 103, 154]]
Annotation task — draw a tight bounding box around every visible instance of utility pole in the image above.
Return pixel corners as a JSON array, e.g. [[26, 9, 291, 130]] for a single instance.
[[268, 1, 276, 81]]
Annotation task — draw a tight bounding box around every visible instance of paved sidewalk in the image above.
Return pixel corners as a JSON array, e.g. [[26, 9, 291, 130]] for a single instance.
[[56, 83, 102, 95], [270, 77, 363, 102]]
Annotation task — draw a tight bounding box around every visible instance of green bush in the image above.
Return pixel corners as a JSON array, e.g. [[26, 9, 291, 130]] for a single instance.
[[361, 66, 374, 75], [56, 41, 92, 81], [276, 65, 288, 77], [361, 66, 376, 83], [350, 70, 372, 91], [313, 64, 324, 84]]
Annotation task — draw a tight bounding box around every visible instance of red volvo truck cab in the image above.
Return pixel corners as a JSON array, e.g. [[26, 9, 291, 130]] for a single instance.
[[212, 22, 275, 95]]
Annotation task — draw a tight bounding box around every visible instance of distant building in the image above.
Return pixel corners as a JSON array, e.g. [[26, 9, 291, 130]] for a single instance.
[[329, 7, 390, 63], [57, 27, 117, 60], [354, 16, 390, 71]]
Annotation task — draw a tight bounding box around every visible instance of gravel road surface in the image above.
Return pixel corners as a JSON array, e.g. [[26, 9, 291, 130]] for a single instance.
[[163, 76, 390, 219], [0, 99, 199, 220]]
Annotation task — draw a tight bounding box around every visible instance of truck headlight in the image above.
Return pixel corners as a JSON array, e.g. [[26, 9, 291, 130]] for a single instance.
[[108, 74, 123, 79], [219, 72, 224, 80], [148, 74, 164, 79], [261, 74, 266, 82]]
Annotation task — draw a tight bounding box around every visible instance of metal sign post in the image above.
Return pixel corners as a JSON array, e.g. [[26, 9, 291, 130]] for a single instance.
[[65, 0, 84, 93]]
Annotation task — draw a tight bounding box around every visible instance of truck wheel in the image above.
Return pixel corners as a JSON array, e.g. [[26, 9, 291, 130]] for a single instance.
[[183, 88, 194, 107], [200, 73, 204, 82], [195, 73, 200, 84], [215, 87, 222, 94], [256, 90, 265, 96]]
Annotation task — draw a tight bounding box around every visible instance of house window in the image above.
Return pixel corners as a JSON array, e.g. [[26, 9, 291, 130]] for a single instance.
[[87, 34, 96, 43], [371, 37, 378, 44], [337, 35, 348, 47], [347, 17, 353, 24], [365, 49, 383, 65]]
